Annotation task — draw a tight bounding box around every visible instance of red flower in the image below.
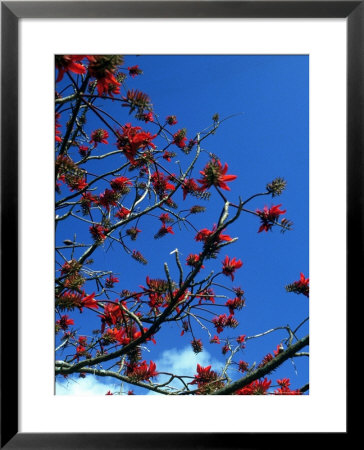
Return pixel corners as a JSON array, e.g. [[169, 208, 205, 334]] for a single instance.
[[212, 314, 228, 334], [115, 207, 131, 220], [126, 226, 141, 240], [55, 113, 62, 143], [180, 320, 189, 336], [98, 303, 122, 333], [189, 364, 225, 393], [55, 55, 86, 82], [162, 150, 175, 162], [225, 297, 245, 315], [258, 353, 274, 368], [238, 361, 249, 373], [182, 178, 199, 200], [196, 288, 215, 305], [127, 65, 143, 77], [286, 272, 309, 297], [274, 387, 302, 395], [78, 145, 90, 157], [236, 335, 246, 348], [87, 55, 122, 96], [90, 129, 109, 146], [56, 315, 74, 331], [256, 204, 286, 233], [98, 188, 120, 211], [222, 344, 230, 355], [125, 360, 158, 381], [159, 213, 172, 224], [110, 176, 132, 193], [235, 378, 272, 395], [198, 159, 237, 191], [172, 129, 188, 149], [154, 224, 174, 239], [210, 335, 221, 344], [141, 111, 154, 122], [195, 225, 233, 243], [277, 378, 290, 389], [186, 254, 204, 269], [105, 275, 119, 288], [191, 338, 203, 354], [116, 123, 157, 163], [131, 250, 148, 265], [221, 256, 243, 281], [274, 344, 284, 356], [190, 364, 216, 387], [195, 228, 213, 242], [80, 192, 97, 213], [80, 292, 99, 311], [89, 224, 108, 242], [166, 115, 178, 125], [67, 176, 88, 192]]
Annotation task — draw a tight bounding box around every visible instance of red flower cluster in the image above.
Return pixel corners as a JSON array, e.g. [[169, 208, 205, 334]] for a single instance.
[[56, 291, 98, 313], [274, 378, 302, 395], [286, 272, 309, 297], [238, 360, 249, 373], [186, 253, 204, 269], [182, 178, 199, 200], [154, 224, 174, 239], [225, 297, 245, 315], [110, 176, 132, 193], [151, 172, 175, 198], [256, 204, 286, 233], [90, 129, 109, 147], [235, 378, 272, 395], [87, 55, 122, 96], [166, 115, 178, 125], [191, 338, 203, 354], [172, 129, 188, 149], [55, 55, 86, 82], [125, 360, 158, 382], [98, 302, 122, 333], [105, 275, 119, 288], [80, 192, 97, 214], [127, 65, 143, 78], [89, 224, 108, 242], [78, 145, 90, 158], [195, 226, 232, 243], [236, 335, 246, 348], [221, 256, 243, 281], [189, 364, 225, 394], [190, 364, 218, 388], [212, 313, 238, 334], [198, 159, 237, 191], [115, 207, 131, 220], [126, 226, 141, 240], [56, 315, 74, 331], [98, 188, 120, 212], [116, 123, 157, 163], [210, 335, 221, 344], [55, 113, 62, 143], [196, 288, 215, 305]]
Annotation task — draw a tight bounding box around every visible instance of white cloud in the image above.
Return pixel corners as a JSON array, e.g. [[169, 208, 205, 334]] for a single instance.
[[56, 375, 118, 396], [156, 345, 223, 375], [149, 346, 224, 394]]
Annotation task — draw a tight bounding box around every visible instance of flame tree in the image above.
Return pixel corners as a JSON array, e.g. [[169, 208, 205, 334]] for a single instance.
[[55, 55, 309, 395]]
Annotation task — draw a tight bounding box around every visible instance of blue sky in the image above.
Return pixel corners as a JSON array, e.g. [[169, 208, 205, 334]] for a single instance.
[[55, 55, 309, 395]]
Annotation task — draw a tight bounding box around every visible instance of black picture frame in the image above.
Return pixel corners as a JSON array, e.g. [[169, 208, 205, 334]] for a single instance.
[[1, 1, 356, 448]]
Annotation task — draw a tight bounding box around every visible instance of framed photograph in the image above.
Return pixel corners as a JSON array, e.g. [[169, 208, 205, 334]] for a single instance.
[[1, 1, 355, 447]]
